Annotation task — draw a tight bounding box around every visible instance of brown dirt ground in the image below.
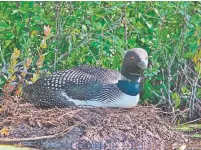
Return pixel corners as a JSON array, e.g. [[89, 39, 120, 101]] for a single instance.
[[0, 96, 192, 150]]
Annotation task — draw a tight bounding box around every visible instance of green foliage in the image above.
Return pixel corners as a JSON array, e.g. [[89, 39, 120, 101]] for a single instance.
[[191, 133, 201, 138], [176, 124, 201, 139], [0, 2, 201, 118], [172, 92, 181, 109], [176, 124, 196, 132]]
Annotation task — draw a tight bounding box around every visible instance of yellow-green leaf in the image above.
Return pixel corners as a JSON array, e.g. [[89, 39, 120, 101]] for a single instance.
[[31, 30, 38, 36], [13, 48, 20, 58], [0, 127, 9, 136], [36, 55, 45, 68], [171, 92, 181, 109], [31, 73, 40, 82], [40, 39, 47, 49], [25, 58, 32, 68]]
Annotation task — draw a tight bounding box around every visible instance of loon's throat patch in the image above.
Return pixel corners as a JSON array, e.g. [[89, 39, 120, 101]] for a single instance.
[[116, 80, 140, 96]]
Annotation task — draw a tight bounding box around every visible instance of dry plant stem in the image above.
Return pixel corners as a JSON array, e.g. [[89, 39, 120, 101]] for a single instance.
[[179, 7, 188, 59], [181, 117, 201, 125], [123, 4, 128, 51], [178, 61, 201, 120], [0, 123, 84, 143], [171, 108, 189, 124], [53, 2, 62, 70], [56, 34, 92, 63], [189, 67, 201, 119]]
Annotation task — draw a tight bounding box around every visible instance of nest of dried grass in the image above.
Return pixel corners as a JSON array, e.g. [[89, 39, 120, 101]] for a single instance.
[[0, 96, 187, 150]]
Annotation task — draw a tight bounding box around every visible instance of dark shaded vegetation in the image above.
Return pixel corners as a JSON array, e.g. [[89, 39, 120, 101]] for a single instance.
[[0, 2, 201, 121]]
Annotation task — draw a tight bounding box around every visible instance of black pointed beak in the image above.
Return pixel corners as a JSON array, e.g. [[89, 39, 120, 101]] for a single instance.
[[137, 60, 147, 69]]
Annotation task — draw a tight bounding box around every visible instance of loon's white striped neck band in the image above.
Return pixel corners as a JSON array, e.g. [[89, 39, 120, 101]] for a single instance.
[[128, 73, 141, 76], [122, 76, 141, 83]]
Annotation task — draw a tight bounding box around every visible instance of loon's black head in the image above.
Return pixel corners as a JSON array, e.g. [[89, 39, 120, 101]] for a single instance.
[[121, 48, 148, 81]]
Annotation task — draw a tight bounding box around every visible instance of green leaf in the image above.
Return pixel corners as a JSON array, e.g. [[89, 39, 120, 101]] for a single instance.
[[192, 134, 201, 138], [172, 92, 181, 109]]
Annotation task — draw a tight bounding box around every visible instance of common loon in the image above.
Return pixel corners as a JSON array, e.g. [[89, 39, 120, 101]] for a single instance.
[[23, 48, 148, 108]]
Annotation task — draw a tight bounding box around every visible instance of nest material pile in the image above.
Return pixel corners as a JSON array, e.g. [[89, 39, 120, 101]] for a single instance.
[[0, 97, 187, 150]]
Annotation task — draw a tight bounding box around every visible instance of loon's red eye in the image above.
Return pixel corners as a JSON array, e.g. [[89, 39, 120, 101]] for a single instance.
[[130, 56, 134, 60]]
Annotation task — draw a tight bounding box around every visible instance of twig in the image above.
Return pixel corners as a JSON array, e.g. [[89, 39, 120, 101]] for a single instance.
[[0, 123, 85, 143], [123, 4, 128, 50], [180, 118, 201, 125], [53, 2, 62, 70], [171, 108, 189, 124], [56, 34, 92, 63]]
